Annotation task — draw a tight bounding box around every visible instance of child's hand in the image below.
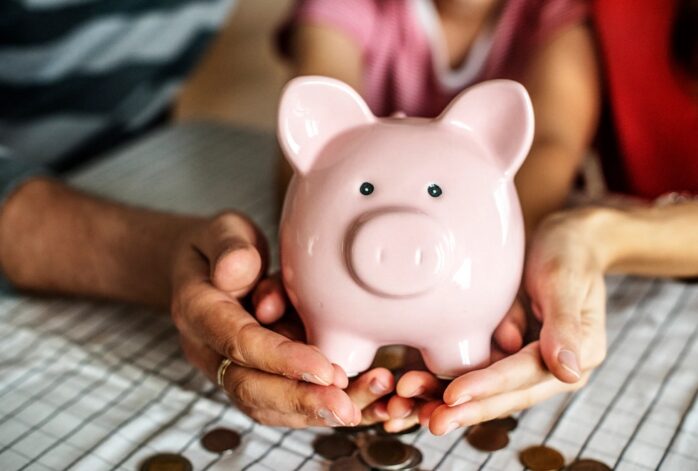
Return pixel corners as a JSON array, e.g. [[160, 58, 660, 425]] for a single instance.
[[382, 300, 528, 433], [416, 211, 609, 435]]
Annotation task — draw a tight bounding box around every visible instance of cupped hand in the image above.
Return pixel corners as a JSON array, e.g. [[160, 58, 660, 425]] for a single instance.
[[170, 212, 361, 428], [253, 275, 396, 426], [383, 298, 529, 433], [425, 210, 609, 434]]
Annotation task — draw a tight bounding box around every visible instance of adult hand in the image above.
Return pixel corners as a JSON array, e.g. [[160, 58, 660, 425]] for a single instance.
[[253, 275, 397, 426], [170, 212, 361, 428], [424, 209, 609, 434]]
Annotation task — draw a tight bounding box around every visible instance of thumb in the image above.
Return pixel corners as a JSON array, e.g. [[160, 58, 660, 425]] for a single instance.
[[197, 213, 266, 297], [528, 270, 585, 384]]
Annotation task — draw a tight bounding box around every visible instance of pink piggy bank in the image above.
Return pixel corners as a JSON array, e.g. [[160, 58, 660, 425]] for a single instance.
[[278, 76, 533, 378]]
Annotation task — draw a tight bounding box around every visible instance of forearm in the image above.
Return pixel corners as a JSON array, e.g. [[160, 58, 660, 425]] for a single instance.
[[0, 178, 201, 307], [570, 204, 698, 277], [516, 140, 582, 235]]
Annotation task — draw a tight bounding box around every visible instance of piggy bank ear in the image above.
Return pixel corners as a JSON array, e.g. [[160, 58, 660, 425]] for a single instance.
[[439, 80, 534, 178], [278, 76, 375, 174]]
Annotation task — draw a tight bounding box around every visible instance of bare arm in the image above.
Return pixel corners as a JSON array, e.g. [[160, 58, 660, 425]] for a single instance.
[[588, 203, 698, 277], [0, 178, 199, 307], [518, 24, 600, 234], [291, 23, 363, 92]]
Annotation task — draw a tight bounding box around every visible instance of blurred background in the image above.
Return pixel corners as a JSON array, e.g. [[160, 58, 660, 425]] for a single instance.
[[175, 0, 292, 130]]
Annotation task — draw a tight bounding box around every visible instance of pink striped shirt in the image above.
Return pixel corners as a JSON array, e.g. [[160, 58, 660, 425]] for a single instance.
[[279, 0, 588, 117]]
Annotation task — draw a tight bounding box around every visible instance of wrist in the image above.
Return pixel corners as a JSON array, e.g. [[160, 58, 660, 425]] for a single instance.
[[542, 206, 624, 272]]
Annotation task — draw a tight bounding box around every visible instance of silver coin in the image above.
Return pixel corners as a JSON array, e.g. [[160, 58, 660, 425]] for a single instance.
[[359, 437, 412, 470]]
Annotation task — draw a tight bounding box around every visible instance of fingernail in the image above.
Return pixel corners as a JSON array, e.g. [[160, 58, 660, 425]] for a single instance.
[[318, 408, 346, 427], [374, 403, 389, 420], [558, 349, 581, 380], [369, 378, 388, 395], [449, 394, 472, 407], [399, 406, 414, 419], [443, 421, 459, 435], [406, 386, 424, 398], [302, 372, 331, 386]]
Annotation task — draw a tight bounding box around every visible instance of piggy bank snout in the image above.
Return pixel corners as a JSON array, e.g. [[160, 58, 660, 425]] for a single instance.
[[347, 211, 451, 297]]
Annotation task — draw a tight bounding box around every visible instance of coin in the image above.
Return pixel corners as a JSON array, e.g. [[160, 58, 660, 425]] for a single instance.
[[466, 424, 510, 452], [359, 437, 412, 470], [200, 427, 241, 453], [313, 434, 357, 460], [519, 445, 566, 471], [565, 458, 612, 471], [329, 455, 370, 470], [480, 416, 518, 432], [402, 444, 424, 469], [378, 423, 421, 436], [140, 453, 193, 471]]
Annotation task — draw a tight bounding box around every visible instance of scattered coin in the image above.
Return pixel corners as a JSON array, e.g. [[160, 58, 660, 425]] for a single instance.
[[378, 423, 421, 436], [480, 416, 518, 432], [359, 437, 413, 470], [200, 427, 241, 453], [519, 445, 566, 471], [313, 434, 358, 460], [565, 458, 612, 471], [466, 424, 510, 452], [329, 455, 370, 470], [140, 453, 193, 471], [402, 444, 424, 469]]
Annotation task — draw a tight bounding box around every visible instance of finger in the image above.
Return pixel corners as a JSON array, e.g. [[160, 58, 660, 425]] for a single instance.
[[383, 414, 420, 433], [332, 363, 349, 389], [443, 342, 548, 406], [418, 400, 443, 428], [197, 213, 266, 296], [528, 268, 587, 383], [188, 297, 336, 386], [493, 299, 526, 354], [360, 400, 390, 425], [223, 364, 361, 427], [178, 334, 220, 381], [253, 275, 287, 324], [430, 373, 588, 435], [395, 371, 443, 399], [345, 368, 394, 410], [387, 396, 416, 420]]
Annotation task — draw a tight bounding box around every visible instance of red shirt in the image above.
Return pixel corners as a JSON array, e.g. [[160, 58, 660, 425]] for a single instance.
[[594, 0, 698, 198]]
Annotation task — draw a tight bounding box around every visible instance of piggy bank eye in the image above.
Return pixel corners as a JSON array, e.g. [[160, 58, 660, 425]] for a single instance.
[[427, 183, 443, 198], [359, 182, 374, 196]]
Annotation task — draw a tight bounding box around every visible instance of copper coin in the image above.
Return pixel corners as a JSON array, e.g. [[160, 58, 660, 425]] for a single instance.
[[481, 416, 518, 432], [565, 458, 612, 471], [140, 453, 193, 471], [329, 455, 370, 470], [313, 434, 357, 460], [200, 427, 241, 453], [359, 437, 412, 470], [519, 445, 566, 471], [465, 425, 510, 452]]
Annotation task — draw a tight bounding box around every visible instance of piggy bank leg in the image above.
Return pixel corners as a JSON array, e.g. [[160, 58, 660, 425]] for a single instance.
[[419, 335, 491, 379], [311, 332, 378, 378]]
